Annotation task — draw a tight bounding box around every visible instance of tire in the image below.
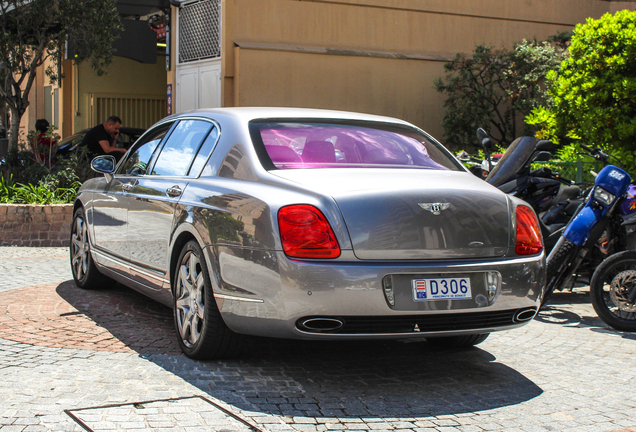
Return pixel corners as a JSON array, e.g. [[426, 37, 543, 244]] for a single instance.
[[426, 333, 489, 348], [591, 251, 636, 332], [70, 207, 112, 290], [173, 240, 243, 359], [541, 238, 578, 309]]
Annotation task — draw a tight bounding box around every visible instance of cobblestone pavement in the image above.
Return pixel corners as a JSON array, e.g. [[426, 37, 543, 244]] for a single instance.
[[2, 246, 636, 431]]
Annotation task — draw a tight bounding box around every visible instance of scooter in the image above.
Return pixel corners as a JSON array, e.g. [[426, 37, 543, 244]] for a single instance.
[[456, 151, 501, 179]]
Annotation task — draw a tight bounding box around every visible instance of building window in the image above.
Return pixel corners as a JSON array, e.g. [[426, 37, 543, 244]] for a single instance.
[[178, 0, 221, 63]]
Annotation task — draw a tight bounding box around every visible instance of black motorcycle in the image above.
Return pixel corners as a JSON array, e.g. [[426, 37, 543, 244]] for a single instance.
[[474, 129, 582, 254]]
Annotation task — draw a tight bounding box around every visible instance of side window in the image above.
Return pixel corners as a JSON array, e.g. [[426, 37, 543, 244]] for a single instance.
[[188, 127, 219, 177], [118, 123, 172, 175], [151, 120, 213, 177]]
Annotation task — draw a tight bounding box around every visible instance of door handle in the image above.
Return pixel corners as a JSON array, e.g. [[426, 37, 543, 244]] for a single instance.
[[166, 185, 182, 197], [122, 183, 134, 193]]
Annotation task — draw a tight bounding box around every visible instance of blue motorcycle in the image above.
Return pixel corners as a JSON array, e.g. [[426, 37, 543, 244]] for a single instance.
[[542, 155, 636, 309]]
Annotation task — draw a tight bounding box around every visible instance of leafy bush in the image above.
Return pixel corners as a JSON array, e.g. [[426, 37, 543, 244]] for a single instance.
[[0, 126, 95, 204], [528, 10, 636, 173], [0, 174, 16, 203], [434, 39, 568, 151]]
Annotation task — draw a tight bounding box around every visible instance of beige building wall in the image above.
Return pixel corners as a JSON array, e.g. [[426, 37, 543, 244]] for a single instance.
[[74, 55, 167, 132], [20, 55, 167, 140], [218, 0, 636, 144]]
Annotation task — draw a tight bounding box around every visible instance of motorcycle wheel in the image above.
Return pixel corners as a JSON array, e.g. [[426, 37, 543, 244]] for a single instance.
[[590, 250, 636, 332], [541, 237, 578, 309]]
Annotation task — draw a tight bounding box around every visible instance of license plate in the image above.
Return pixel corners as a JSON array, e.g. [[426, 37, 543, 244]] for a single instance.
[[412, 277, 472, 301]]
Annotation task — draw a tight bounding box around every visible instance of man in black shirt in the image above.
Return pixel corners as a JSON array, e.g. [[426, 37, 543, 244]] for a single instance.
[[81, 116, 127, 161]]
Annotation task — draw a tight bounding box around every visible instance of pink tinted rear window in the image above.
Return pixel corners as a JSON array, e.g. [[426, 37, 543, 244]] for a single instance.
[[253, 122, 460, 171]]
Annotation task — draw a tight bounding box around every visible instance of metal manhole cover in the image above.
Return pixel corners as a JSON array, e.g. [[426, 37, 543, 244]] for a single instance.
[[65, 395, 262, 431]]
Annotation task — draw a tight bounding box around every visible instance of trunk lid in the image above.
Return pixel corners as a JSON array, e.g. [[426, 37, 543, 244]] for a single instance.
[[271, 169, 511, 260]]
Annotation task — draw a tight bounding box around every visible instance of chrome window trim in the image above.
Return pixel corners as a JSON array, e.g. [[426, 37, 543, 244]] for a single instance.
[[138, 116, 222, 180]]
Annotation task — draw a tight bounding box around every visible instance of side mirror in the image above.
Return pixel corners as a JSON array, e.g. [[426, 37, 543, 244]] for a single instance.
[[91, 155, 116, 182], [476, 127, 494, 152], [481, 137, 494, 153], [476, 128, 488, 143]]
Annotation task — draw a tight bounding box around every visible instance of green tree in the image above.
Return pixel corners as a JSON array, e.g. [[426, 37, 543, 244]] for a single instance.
[[434, 40, 567, 150], [528, 10, 636, 155], [0, 0, 121, 148]]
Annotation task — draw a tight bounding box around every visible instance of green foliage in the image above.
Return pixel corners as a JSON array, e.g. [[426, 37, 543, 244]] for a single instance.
[[529, 10, 636, 156], [532, 142, 636, 186], [0, 127, 95, 204], [0, 176, 80, 204], [10, 181, 79, 204], [434, 39, 568, 151], [0, 174, 16, 203], [0, 0, 122, 147]]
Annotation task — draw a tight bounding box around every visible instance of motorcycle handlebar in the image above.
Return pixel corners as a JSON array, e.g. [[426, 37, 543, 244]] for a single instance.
[[579, 144, 610, 161]]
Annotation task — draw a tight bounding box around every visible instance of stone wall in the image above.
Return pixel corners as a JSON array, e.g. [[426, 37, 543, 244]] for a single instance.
[[0, 204, 73, 247]]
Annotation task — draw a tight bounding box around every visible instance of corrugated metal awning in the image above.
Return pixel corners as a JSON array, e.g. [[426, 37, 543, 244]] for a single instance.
[[116, 0, 171, 16]]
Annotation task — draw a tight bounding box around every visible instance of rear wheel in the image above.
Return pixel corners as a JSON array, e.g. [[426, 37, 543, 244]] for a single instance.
[[173, 240, 243, 359], [591, 251, 636, 332], [70, 207, 112, 289], [426, 333, 489, 348]]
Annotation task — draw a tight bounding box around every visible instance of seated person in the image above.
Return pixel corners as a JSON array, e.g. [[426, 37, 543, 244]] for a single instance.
[[80, 116, 127, 162]]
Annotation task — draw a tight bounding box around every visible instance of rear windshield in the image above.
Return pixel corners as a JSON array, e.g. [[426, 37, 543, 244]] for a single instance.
[[250, 121, 461, 171]]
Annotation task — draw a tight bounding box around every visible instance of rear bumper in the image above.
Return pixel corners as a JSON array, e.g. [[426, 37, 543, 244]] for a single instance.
[[210, 246, 545, 339]]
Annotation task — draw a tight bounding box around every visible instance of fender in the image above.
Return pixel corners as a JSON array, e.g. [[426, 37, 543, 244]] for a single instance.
[[563, 205, 604, 246], [563, 165, 631, 247]]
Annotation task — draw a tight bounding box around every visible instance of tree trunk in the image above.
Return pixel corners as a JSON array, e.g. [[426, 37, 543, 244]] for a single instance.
[[8, 106, 21, 149]]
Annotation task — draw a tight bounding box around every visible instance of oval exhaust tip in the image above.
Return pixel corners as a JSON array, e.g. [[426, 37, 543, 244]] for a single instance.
[[299, 318, 344, 333], [514, 308, 537, 323]]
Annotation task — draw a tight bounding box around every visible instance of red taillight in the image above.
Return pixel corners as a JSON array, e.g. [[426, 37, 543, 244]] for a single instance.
[[278, 205, 341, 259], [516, 205, 543, 255]]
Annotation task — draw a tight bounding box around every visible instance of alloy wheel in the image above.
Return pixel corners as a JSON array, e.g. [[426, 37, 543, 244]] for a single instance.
[[175, 251, 206, 347], [71, 215, 90, 282]]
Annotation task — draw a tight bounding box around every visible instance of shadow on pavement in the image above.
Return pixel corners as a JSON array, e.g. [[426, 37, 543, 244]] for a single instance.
[[56, 282, 543, 418], [535, 290, 636, 340], [55, 281, 181, 354]]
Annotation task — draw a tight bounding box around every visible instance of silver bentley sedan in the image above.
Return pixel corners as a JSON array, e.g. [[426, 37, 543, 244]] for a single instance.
[[70, 108, 545, 359]]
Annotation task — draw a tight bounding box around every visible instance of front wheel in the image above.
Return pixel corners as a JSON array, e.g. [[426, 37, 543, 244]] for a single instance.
[[591, 251, 636, 332], [70, 207, 112, 289], [173, 240, 243, 359], [426, 333, 489, 348]]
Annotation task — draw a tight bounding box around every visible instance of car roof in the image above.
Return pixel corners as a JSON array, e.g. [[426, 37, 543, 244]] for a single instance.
[[161, 107, 414, 127]]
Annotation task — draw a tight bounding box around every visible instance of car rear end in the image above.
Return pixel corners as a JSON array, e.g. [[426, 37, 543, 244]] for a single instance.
[[209, 111, 545, 340]]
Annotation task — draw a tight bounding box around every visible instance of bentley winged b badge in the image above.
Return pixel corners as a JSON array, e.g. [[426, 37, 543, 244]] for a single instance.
[[418, 202, 450, 215]]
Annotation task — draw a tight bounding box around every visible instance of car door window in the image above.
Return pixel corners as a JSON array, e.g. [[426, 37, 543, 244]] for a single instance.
[[118, 123, 172, 176], [188, 126, 219, 177], [151, 120, 213, 177]]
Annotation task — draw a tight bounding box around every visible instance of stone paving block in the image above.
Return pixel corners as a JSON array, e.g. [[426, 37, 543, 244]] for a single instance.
[[0, 426, 27, 432]]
